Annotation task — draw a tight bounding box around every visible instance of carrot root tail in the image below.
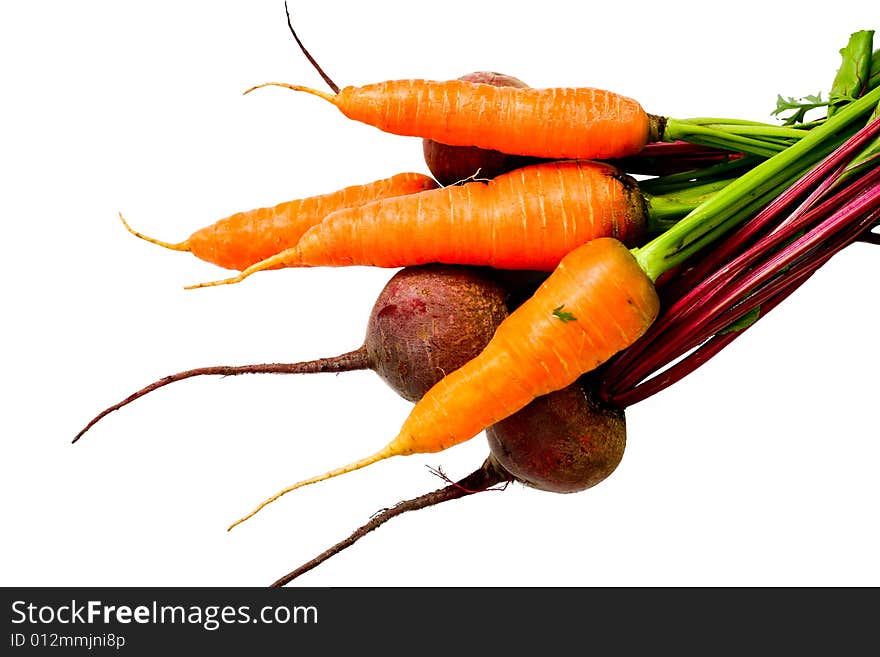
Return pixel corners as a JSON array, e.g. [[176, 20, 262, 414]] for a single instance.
[[242, 81, 338, 105], [184, 249, 295, 290], [118, 212, 189, 252], [227, 447, 396, 531]]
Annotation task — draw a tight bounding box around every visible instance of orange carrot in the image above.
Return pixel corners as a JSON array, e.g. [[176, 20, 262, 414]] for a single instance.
[[121, 172, 438, 271], [246, 79, 662, 161], [229, 237, 659, 529], [188, 160, 648, 288]]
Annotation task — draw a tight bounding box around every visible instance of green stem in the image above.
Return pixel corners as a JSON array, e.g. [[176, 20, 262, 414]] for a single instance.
[[682, 117, 782, 126], [680, 118, 810, 139], [634, 84, 880, 282], [654, 165, 809, 266], [643, 178, 735, 232], [843, 150, 880, 181], [663, 119, 786, 157], [842, 99, 880, 174], [639, 155, 759, 195]]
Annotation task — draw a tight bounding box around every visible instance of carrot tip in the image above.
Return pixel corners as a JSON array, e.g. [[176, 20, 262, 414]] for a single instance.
[[184, 269, 252, 290], [185, 249, 296, 290], [242, 82, 338, 105], [184, 278, 235, 291], [118, 212, 189, 252], [227, 448, 395, 530]]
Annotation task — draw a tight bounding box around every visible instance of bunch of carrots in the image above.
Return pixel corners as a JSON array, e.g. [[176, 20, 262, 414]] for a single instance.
[[75, 10, 878, 585]]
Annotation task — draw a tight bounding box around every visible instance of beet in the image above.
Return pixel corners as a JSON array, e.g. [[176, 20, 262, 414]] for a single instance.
[[364, 264, 509, 401], [422, 71, 543, 185], [486, 379, 626, 493], [73, 264, 510, 441]]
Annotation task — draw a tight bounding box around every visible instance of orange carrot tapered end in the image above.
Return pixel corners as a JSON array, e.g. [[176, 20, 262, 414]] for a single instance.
[[242, 81, 338, 105], [183, 245, 301, 290], [118, 212, 190, 253], [227, 445, 398, 531]]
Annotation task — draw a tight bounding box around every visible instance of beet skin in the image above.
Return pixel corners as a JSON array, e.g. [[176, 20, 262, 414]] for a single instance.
[[486, 380, 626, 493], [366, 264, 509, 402]]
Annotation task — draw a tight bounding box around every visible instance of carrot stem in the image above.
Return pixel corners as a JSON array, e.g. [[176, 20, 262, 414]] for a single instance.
[[643, 177, 739, 231], [634, 85, 880, 282], [662, 119, 792, 157], [683, 117, 809, 129], [638, 155, 757, 195]]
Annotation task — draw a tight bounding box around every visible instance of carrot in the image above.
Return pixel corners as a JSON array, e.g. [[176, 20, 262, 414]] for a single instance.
[[271, 6, 803, 165], [227, 83, 880, 530], [250, 8, 826, 163], [186, 159, 649, 288], [265, 15, 654, 160], [246, 79, 661, 161], [246, 81, 815, 161], [120, 172, 438, 271], [228, 237, 660, 529]]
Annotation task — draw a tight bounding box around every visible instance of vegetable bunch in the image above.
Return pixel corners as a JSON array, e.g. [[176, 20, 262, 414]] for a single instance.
[[75, 15, 879, 585]]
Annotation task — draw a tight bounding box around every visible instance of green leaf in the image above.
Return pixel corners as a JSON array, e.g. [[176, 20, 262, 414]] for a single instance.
[[868, 48, 880, 91], [718, 307, 760, 335], [771, 92, 828, 125], [552, 304, 577, 323], [828, 30, 875, 117]]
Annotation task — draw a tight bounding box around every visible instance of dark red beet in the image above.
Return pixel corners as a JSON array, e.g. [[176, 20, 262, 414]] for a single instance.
[[73, 264, 510, 441], [365, 264, 509, 401], [486, 379, 626, 493], [422, 72, 543, 185]]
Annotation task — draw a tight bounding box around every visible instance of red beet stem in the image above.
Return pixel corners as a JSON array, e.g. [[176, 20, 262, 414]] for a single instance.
[[610, 141, 743, 176], [660, 164, 880, 350]]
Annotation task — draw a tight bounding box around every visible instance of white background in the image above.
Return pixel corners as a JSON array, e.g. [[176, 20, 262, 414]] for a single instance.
[[2, 1, 878, 588]]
